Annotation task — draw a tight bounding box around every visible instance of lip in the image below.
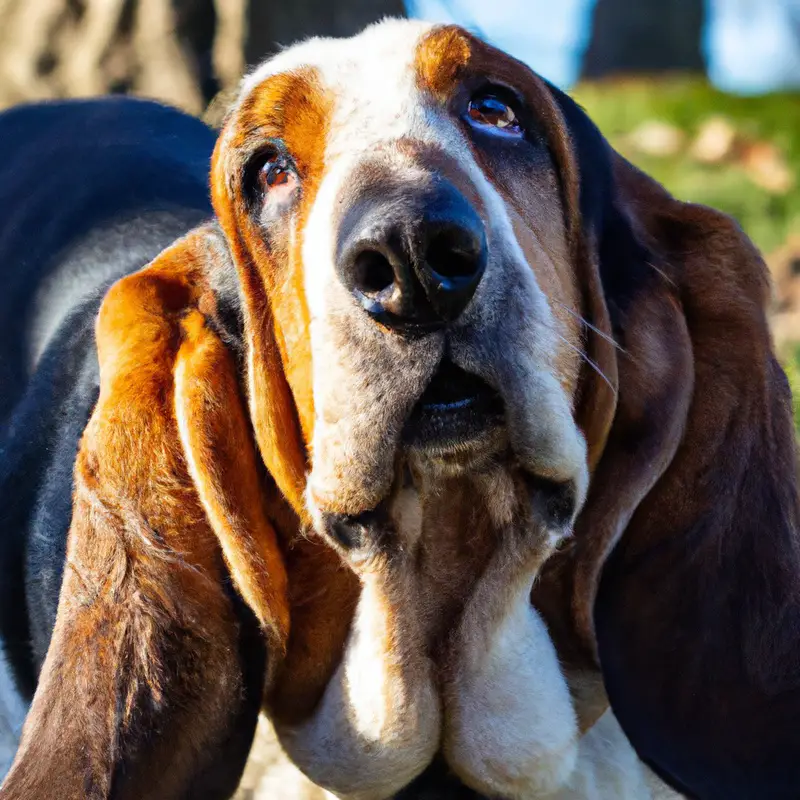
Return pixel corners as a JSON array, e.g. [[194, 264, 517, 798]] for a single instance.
[[402, 359, 504, 455]]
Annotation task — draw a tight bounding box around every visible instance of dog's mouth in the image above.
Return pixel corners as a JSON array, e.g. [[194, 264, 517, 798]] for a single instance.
[[402, 359, 504, 459]]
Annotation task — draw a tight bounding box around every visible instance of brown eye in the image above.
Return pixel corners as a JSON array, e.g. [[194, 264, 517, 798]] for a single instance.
[[247, 146, 299, 217], [467, 93, 523, 136], [258, 153, 293, 191]]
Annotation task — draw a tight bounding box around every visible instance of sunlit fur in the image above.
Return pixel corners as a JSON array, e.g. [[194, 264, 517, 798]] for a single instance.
[[9, 15, 792, 800], [243, 21, 588, 521]]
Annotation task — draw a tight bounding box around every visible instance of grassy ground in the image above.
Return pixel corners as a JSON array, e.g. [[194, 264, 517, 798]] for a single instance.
[[782, 345, 800, 431], [572, 78, 800, 255]]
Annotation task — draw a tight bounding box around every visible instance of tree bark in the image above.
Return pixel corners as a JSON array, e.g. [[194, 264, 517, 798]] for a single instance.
[[582, 0, 705, 79], [245, 0, 407, 67], [0, 0, 405, 116], [0, 0, 228, 113]]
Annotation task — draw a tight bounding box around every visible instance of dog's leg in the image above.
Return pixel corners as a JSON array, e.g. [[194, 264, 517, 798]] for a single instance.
[[274, 496, 440, 800]]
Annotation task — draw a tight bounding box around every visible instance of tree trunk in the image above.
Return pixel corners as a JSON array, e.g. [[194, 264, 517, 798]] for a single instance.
[[582, 0, 705, 79], [245, 0, 406, 67], [0, 0, 231, 114], [0, 0, 405, 116]]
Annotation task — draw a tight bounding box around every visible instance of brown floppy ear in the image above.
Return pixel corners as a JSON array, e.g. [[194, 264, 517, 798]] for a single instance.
[[568, 146, 800, 798], [0, 225, 290, 800]]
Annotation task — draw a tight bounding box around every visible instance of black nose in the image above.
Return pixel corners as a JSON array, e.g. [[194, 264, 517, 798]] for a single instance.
[[337, 180, 487, 333]]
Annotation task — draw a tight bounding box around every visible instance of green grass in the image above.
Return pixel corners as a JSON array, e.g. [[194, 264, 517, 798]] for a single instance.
[[571, 78, 800, 255], [781, 346, 800, 432]]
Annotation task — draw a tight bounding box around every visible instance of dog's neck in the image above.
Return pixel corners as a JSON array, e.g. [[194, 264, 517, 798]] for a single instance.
[[267, 459, 594, 797], [387, 462, 524, 643], [266, 459, 536, 723]]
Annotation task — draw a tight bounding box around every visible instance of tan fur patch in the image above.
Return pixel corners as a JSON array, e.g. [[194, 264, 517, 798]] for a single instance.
[[212, 68, 335, 516], [415, 25, 472, 103]]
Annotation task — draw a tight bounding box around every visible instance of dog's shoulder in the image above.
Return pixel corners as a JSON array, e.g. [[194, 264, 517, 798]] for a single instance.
[[0, 96, 217, 419], [0, 97, 218, 710]]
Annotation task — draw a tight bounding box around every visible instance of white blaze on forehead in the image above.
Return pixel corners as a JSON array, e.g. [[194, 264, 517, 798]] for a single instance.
[[239, 17, 470, 320], [238, 17, 553, 328], [240, 19, 471, 167], [240, 18, 434, 118]]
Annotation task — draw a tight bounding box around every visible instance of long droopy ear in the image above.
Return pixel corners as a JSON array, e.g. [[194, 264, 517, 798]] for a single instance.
[[567, 148, 800, 798], [0, 225, 290, 799]]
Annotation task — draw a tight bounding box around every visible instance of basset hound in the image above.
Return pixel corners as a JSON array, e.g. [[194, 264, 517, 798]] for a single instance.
[[1, 18, 799, 800]]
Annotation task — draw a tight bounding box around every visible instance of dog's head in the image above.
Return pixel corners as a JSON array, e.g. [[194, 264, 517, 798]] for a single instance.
[[210, 20, 611, 537], [203, 21, 800, 796]]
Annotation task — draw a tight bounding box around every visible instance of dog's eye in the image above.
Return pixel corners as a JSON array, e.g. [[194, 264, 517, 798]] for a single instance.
[[258, 152, 293, 191], [466, 93, 523, 136], [246, 145, 299, 219]]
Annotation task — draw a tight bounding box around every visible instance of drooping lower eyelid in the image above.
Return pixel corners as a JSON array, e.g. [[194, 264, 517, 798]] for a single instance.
[[464, 113, 525, 137], [256, 169, 300, 228]]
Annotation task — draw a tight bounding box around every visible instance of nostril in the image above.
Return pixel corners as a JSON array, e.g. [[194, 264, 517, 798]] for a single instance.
[[426, 227, 485, 281], [353, 249, 395, 295]]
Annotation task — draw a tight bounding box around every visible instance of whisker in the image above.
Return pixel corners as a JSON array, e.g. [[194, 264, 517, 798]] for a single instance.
[[646, 260, 677, 287], [552, 300, 624, 352], [555, 331, 618, 397]]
